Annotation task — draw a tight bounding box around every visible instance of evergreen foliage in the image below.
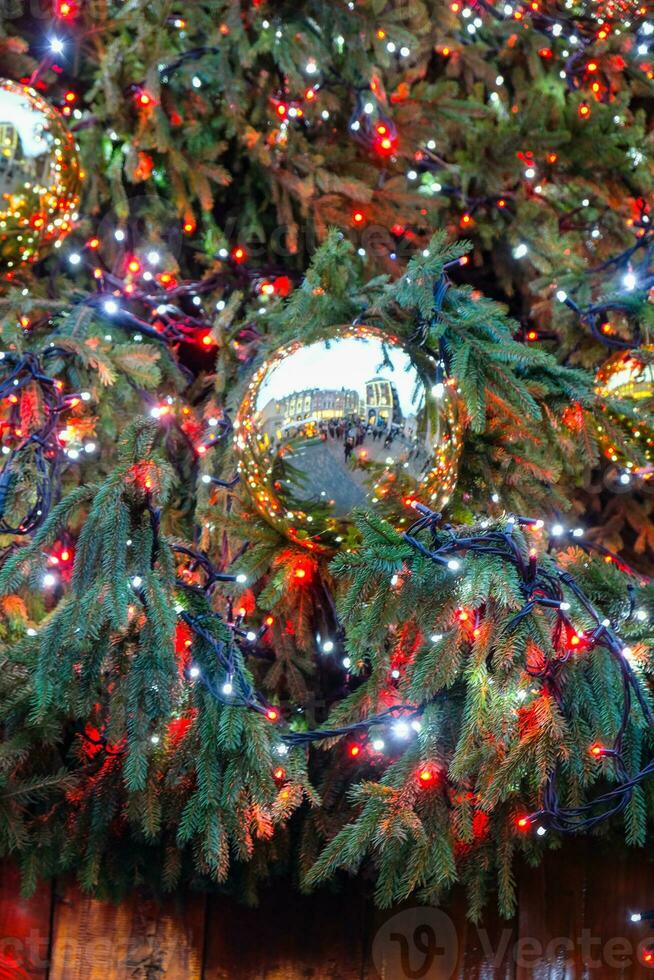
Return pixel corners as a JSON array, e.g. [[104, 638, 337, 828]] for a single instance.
[[0, 0, 653, 914]]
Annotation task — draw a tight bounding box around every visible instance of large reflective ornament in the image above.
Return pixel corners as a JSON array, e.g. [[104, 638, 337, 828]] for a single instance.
[[234, 325, 464, 551], [0, 80, 83, 269], [596, 348, 654, 471]]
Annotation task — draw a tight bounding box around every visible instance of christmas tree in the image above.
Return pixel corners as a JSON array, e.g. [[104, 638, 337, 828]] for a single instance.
[[0, 0, 653, 921]]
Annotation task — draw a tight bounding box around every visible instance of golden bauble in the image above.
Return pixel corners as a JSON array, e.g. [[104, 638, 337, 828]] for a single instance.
[[234, 324, 464, 551], [595, 347, 654, 469], [0, 80, 83, 269]]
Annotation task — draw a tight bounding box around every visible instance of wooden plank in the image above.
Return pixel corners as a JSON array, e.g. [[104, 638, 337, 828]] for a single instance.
[[514, 841, 654, 979], [0, 863, 52, 979], [204, 884, 370, 979], [584, 844, 654, 979], [516, 845, 588, 979], [49, 881, 206, 979], [451, 890, 517, 980]]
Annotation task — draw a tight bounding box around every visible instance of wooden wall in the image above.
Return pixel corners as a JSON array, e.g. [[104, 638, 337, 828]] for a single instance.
[[0, 841, 653, 978]]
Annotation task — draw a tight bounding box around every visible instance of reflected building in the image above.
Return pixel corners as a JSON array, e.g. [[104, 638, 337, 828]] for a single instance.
[[259, 387, 361, 440], [364, 377, 402, 430]]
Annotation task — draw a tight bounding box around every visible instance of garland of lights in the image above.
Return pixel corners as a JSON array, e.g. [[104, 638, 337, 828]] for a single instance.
[[146, 491, 654, 828], [3, 0, 653, 836], [0, 349, 90, 534], [403, 501, 654, 836]]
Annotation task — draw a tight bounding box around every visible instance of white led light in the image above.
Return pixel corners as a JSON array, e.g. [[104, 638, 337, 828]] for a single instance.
[[26, 628, 37, 637], [68, 252, 81, 266], [222, 680, 233, 695], [447, 559, 460, 571], [393, 721, 410, 738], [50, 37, 65, 54], [246, 631, 256, 642], [131, 575, 143, 588], [322, 640, 334, 653], [103, 299, 119, 315], [556, 290, 567, 302], [631, 913, 643, 923], [513, 243, 529, 258], [372, 739, 385, 751], [236, 573, 247, 584], [623, 271, 637, 291], [43, 573, 57, 588], [536, 826, 547, 837], [551, 524, 564, 536], [342, 656, 352, 669], [189, 665, 200, 679]]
